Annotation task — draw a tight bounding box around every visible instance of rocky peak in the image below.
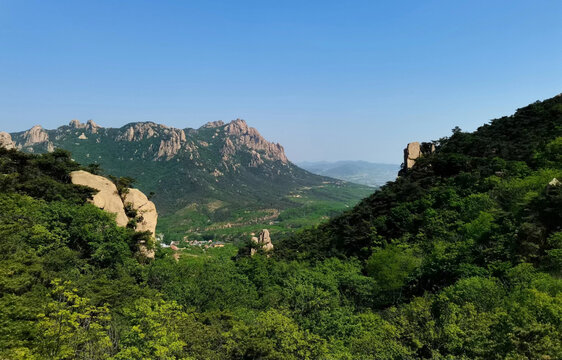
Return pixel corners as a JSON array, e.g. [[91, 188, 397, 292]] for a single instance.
[[223, 119, 288, 164], [68, 119, 100, 133], [202, 120, 225, 128], [0, 132, 15, 150], [22, 125, 50, 148], [69, 119, 85, 129], [157, 129, 187, 160], [117, 122, 162, 142], [116, 122, 188, 160], [224, 119, 251, 136], [86, 120, 101, 133]]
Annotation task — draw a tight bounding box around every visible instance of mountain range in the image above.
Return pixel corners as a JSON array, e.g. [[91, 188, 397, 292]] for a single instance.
[[1, 119, 373, 241], [297, 161, 400, 188], [2, 95, 560, 359]]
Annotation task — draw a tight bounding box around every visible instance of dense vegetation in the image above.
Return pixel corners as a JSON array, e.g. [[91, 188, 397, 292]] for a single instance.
[[1, 95, 561, 359]]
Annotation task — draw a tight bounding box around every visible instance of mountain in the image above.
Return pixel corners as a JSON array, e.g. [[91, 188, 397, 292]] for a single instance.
[[2, 95, 561, 360], [279, 94, 562, 260], [297, 160, 399, 187], [269, 94, 562, 357], [5, 119, 372, 241]]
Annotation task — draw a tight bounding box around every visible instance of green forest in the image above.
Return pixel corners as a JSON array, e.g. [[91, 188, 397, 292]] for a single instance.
[[1, 95, 561, 359]]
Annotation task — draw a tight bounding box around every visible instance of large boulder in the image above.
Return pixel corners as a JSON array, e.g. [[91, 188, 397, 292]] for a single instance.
[[70, 170, 158, 259], [124, 188, 158, 236], [70, 170, 129, 227], [404, 142, 421, 169], [251, 229, 274, 255], [0, 132, 15, 150], [403, 141, 435, 170]]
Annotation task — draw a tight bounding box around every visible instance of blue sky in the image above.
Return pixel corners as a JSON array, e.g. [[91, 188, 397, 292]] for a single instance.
[[0, 0, 560, 163]]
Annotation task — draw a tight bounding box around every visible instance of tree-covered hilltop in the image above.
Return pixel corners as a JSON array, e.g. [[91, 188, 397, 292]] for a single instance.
[[1, 95, 561, 359], [278, 94, 562, 260]]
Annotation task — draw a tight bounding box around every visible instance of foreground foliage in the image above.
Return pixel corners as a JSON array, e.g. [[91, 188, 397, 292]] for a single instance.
[[1, 95, 562, 359]]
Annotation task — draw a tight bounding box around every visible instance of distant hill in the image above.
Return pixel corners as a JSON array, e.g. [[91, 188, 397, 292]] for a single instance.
[[3, 119, 372, 241], [297, 160, 399, 188]]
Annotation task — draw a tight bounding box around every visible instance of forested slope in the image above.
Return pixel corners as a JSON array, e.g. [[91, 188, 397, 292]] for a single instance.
[[1, 94, 561, 359]]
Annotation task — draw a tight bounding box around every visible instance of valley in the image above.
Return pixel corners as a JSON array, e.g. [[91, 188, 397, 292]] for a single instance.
[[5, 119, 373, 243], [298, 160, 400, 187]]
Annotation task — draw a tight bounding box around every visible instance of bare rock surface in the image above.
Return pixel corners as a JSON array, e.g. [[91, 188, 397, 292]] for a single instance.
[[0, 132, 15, 149], [70, 171, 158, 259], [70, 170, 129, 227], [251, 229, 274, 255], [124, 188, 158, 236], [223, 119, 288, 164], [125, 189, 157, 259], [86, 120, 101, 133], [70, 119, 101, 133], [403, 142, 435, 170], [22, 125, 50, 147], [404, 142, 421, 169], [157, 129, 186, 160], [203, 120, 225, 128], [116, 122, 187, 160]]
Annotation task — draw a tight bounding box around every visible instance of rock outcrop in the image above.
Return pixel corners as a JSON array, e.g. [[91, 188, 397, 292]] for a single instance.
[[221, 137, 236, 160], [223, 119, 288, 164], [116, 122, 187, 160], [124, 189, 158, 258], [124, 189, 158, 236], [86, 120, 101, 133], [117, 122, 160, 142], [157, 129, 186, 160], [251, 229, 274, 255], [0, 132, 15, 149], [70, 170, 158, 258], [20, 125, 53, 151], [69, 119, 101, 133], [403, 142, 435, 170], [202, 120, 225, 128], [70, 170, 129, 227]]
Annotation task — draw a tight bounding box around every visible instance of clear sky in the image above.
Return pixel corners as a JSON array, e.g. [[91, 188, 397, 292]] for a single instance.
[[0, 0, 560, 164]]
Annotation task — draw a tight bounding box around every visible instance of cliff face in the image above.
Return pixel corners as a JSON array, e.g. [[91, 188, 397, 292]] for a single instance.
[[223, 119, 288, 165], [403, 141, 435, 170], [70, 170, 158, 258], [16, 125, 54, 152]]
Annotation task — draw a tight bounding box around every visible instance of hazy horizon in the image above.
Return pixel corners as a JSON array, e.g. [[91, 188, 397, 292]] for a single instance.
[[1, 0, 560, 163]]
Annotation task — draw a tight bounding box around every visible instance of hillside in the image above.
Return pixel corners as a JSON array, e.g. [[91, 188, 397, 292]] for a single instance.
[[273, 94, 562, 357], [1, 95, 561, 359], [298, 160, 399, 187], [4, 119, 372, 242]]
